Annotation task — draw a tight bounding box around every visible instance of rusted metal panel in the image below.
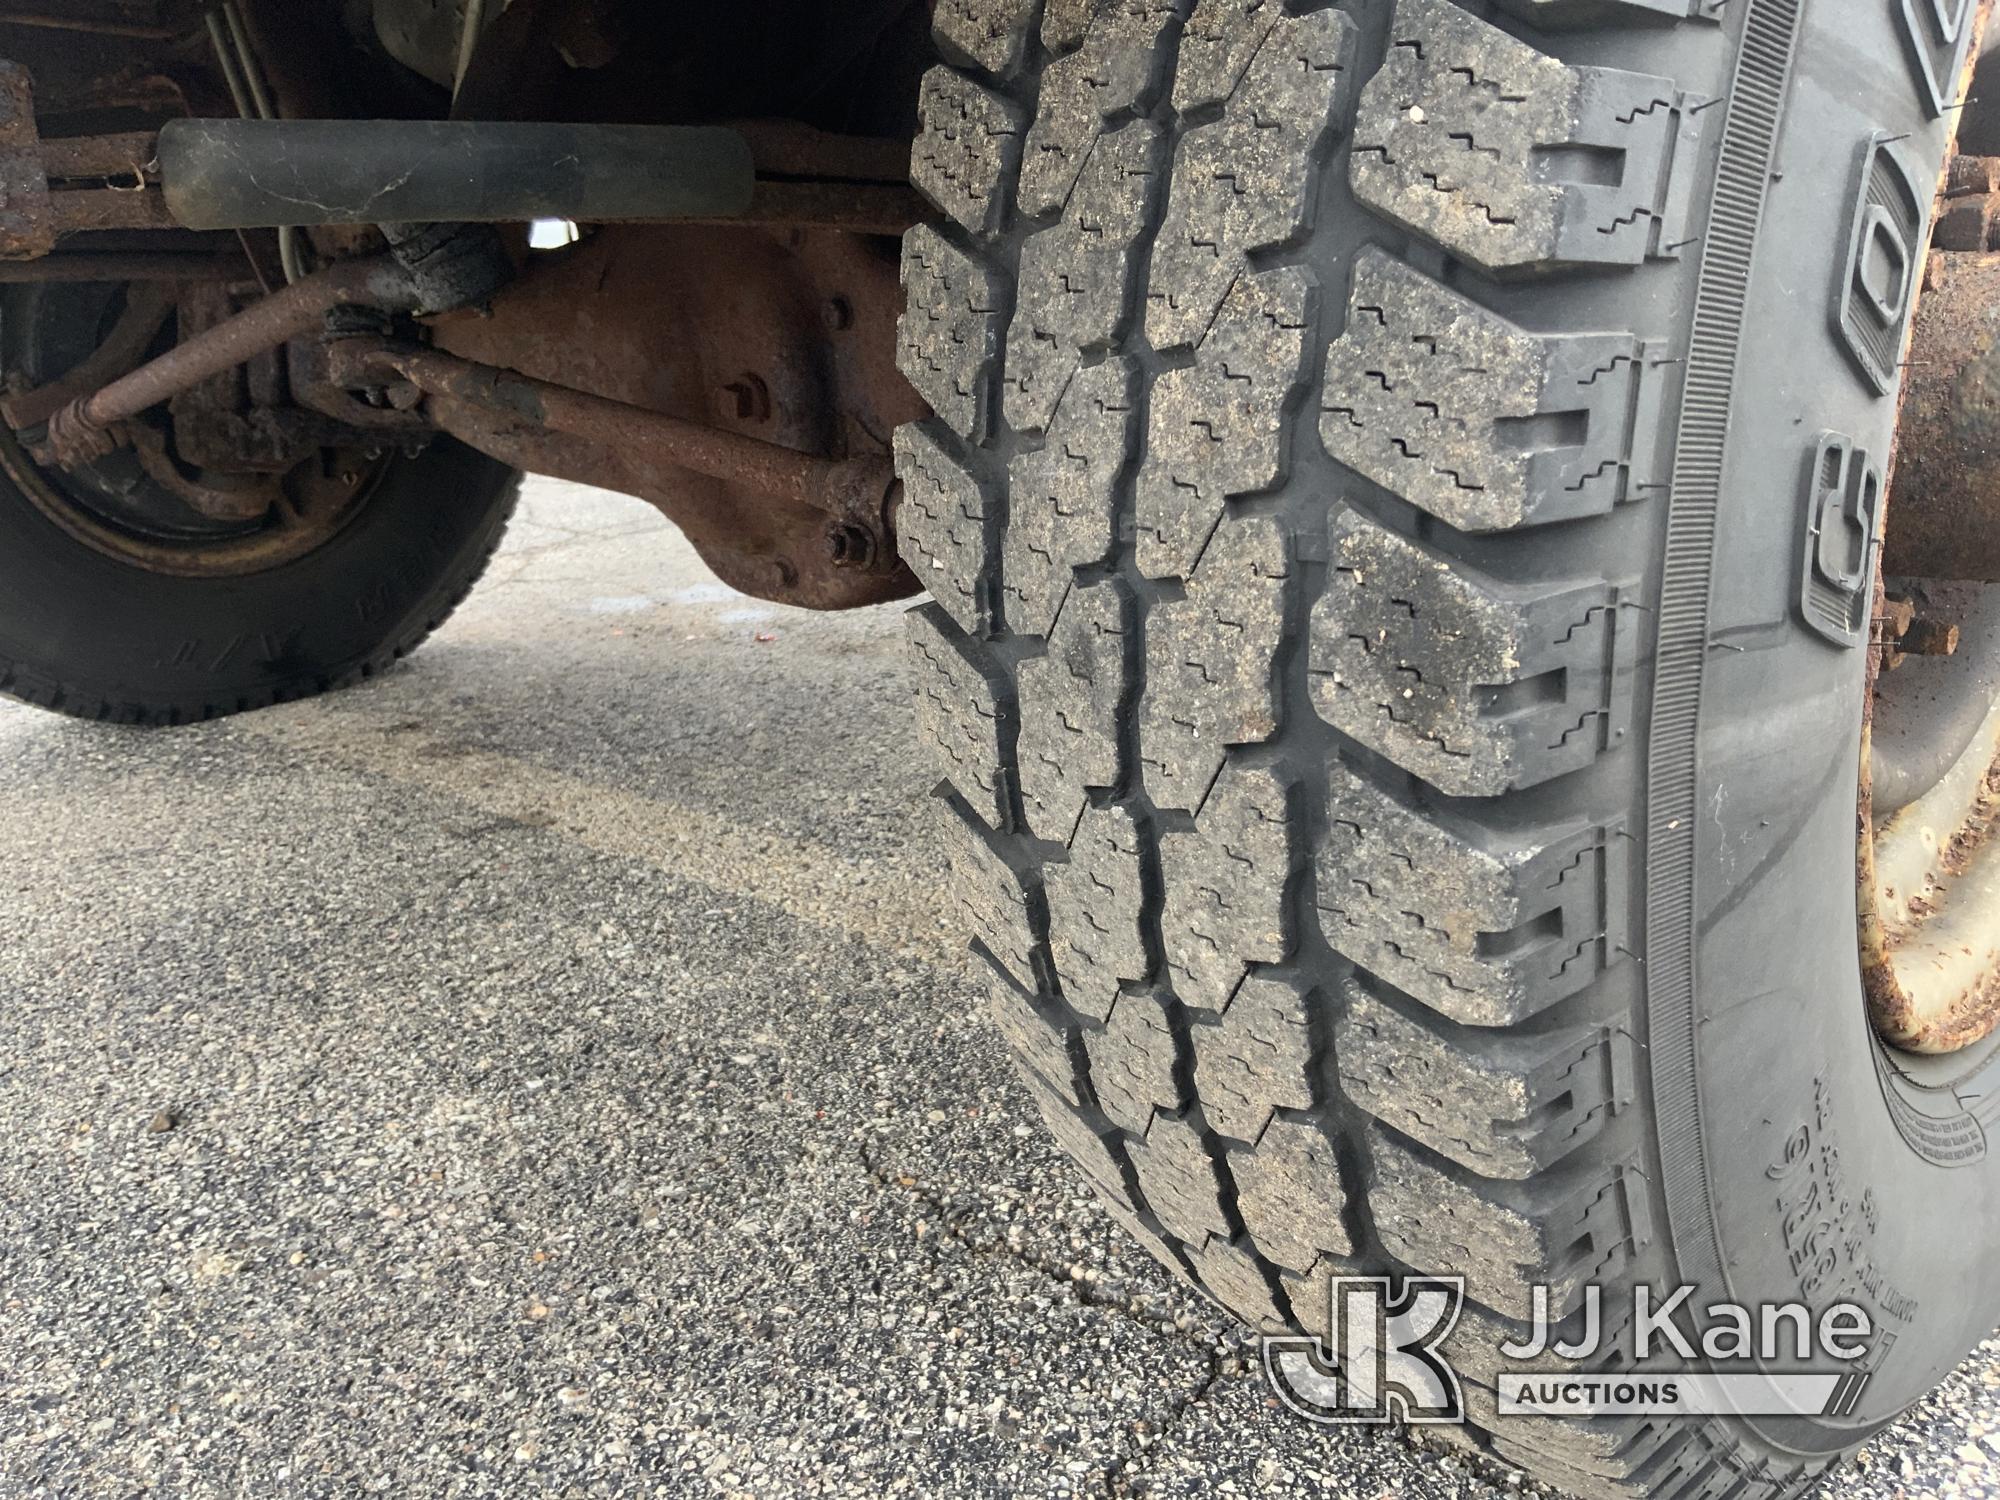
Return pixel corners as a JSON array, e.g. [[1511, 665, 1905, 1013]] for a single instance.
[[329, 334, 908, 607], [1935, 154, 2000, 249], [46, 182, 173, 232], [1883, 247, 2000, 579], [426, 224, 923, 609], [0, 59, 51, 260], [1860, 695, 2000, 1053], [39, 128, 156, 179]]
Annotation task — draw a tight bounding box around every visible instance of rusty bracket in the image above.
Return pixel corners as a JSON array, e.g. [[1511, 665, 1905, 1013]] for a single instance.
[[0, 57, 50, 259], [1935, 155, 2000, 250], [0, 65, 172, 254]]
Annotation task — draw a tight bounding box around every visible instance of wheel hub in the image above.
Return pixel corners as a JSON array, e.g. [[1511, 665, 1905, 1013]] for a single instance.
[[0, 277, 383, 577], [1863, 174, 2000, 1051]]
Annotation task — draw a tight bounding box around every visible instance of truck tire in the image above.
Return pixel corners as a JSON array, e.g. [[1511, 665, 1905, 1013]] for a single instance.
[[895, 0, 1990, 1494], [0, 284, 518, 725]]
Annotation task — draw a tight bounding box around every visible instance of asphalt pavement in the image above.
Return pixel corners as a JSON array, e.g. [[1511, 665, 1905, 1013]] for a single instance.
[[2, 478, 1996, 1499]]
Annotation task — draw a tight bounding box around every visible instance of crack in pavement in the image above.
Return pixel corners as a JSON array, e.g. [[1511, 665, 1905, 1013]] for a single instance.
[[857, 1142, 1254, 1497], [858, 1145, 1546, 1499]]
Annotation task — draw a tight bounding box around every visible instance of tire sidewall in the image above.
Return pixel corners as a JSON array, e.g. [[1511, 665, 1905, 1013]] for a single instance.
[[0, 437, 514, 718], [1680, 0, 1996, 1450]]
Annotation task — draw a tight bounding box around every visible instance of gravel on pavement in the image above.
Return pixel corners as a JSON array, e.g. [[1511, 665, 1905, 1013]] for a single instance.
[[1, 480, 1994, 1499]]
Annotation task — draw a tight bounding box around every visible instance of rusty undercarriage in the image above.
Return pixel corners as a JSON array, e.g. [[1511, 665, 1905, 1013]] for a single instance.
[[0, 0, 931, 610]]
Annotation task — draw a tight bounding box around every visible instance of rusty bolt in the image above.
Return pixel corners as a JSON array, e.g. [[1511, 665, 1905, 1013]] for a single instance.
[[1903, 619, 1961, 656], [1934, 199, 2000, 252], [1877, 592, 1960, 662], [46, 399, 122, 467], [1934, 156, 2000, 251], [1882, 594, 1918, 638], [1948, 154, 2000, 197]]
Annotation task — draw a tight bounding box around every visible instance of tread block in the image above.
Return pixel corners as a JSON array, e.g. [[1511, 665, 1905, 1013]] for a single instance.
[[1229, 1115, 1354, 1273], [1018, 0, 1181, 216], [907, 602, 1013, 827], [1476, 1399, 1652, 1479], [1146, 5, 1355, 349], [1160, 761, 1294, 1011], [1041, 0, 1095, 51], [1350, 0, 1678, 274], [1490, 1439, 1674, 1499], [1086, 991, 1183, 1135], [1128, 1110, 1233, 1244], [1174, 0, 1293, 112], [1005, 121, 1166, 433], [937, 797, 1042, 988], [1267, 1296, 1588, 1412], [895, 419, 997, 636], [1461, 1364, 1663, 1480], [899, 225, 1004, 443], [934, 0, 1041, 77], [1189, 972, 1314, 1140], [913, 66, 1029, 237], [1138, 268, 1315, 579], [1016, 581, 1129, 841], [1369, 1127, 1645, 1321], [1308, 510, 1627, 796], [1274, 1245, 1395, 1341], [1004, 358, 1140, 638], [1023, 1071, 1137, 1204], [990, 972, 1088, 1098], [1047, 802, 1149, 1021], [1336, 980, 1630, 1177], [1321, 251, 1649, 531], [1189, 1233, 1290, 1331], [1443, 1297, 1623, 1389], [1141, 516, 1290, 809], [1315, 757, 1628, 1023]]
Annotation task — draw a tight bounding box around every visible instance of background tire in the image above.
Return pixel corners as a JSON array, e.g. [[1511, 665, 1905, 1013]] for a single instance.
[[0, 425, 518, 725], [895, 0, 1987, 1494]]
